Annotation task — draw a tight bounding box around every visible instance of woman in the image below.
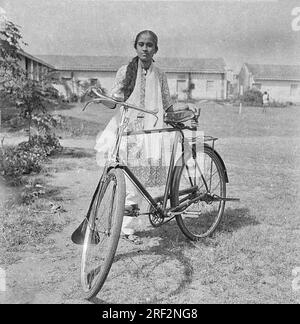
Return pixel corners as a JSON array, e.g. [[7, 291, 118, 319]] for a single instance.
[[95, 30, 173, 244]]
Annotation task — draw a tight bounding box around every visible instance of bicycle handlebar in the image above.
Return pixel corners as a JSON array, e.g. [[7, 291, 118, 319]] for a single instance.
[[82, 87, 159, 122]]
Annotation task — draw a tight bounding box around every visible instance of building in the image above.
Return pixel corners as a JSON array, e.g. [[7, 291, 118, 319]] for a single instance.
[[0, 51, 54, 85], [0, 51, 54, 126], [157, 57, 228, 101], [18, 51, 55, 81], [37, 55, 228, 101], [239, 63, 300, 103]]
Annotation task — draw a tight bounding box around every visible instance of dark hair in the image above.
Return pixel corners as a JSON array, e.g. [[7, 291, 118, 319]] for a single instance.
[[134, 30, 158, 53], [121, 30, 158, 101]]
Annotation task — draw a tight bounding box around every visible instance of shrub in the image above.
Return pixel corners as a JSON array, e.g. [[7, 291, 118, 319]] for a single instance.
[[269, 100, 288, 108], [0, 134, 62, 179], [0, 145, 45, 178], [31, 114, 62, 136], [241, 89, 263, 106]]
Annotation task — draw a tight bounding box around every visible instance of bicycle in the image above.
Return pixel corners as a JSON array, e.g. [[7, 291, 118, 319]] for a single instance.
[[71, 88, 239, 299]]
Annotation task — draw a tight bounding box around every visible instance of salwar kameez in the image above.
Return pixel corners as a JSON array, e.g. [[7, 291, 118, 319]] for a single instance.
[[94, 59, 172, 235]]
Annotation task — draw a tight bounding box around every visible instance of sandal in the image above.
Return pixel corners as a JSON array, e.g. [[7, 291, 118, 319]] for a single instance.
[[121, 234, 143, 245]]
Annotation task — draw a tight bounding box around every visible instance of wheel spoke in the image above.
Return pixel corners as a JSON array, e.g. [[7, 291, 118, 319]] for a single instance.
[[174, 146, 226, 240], [80, 169, 125, 299]]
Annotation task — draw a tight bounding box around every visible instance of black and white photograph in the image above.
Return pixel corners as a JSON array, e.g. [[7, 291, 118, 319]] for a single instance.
[[0, 0, 299, 306]]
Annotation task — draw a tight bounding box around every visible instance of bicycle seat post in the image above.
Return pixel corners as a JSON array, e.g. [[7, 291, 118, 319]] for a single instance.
[[191, 109, 200, 160]]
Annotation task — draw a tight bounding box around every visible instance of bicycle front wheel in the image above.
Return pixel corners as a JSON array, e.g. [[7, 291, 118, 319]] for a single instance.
[[172, 145, 226, 240], [81, 168, 125, 300]]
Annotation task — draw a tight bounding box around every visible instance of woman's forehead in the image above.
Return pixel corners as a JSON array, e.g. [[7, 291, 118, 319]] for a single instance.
[[137, 33, 155, 43]]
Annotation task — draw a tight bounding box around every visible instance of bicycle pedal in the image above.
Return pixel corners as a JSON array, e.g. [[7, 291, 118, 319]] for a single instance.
[[124, 204, 140, 217]]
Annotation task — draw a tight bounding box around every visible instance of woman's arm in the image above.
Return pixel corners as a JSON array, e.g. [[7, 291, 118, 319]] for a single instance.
[[98, 65, 127, 109], [110, 65, 127, 99], [161, 72, 173, 111]]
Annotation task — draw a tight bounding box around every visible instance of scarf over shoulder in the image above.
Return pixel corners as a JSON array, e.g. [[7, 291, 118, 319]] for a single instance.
[[95, 60, 172, 167]]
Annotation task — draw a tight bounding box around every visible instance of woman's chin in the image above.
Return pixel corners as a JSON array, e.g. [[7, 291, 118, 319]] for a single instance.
[[139, 56, 151, 63]]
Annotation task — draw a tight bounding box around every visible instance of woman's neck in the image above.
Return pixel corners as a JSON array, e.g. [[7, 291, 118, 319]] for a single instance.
[[140, 59, 152, 71]]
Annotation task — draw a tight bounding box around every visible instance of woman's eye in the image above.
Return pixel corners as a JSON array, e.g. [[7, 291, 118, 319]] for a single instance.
[[138, 42, 154, 48]]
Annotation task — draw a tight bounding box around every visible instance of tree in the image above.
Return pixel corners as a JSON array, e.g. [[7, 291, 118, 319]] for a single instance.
[[0, 13, 62, 180], [0, 12, 25, 91], [0, 15, 59, 140]]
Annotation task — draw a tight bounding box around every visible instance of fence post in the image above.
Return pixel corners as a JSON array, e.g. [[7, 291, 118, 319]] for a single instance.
[[0, 267, 5, 292]]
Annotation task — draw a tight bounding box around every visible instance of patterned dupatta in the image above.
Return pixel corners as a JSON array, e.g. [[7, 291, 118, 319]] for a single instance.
[[95, 60, 166, 168]]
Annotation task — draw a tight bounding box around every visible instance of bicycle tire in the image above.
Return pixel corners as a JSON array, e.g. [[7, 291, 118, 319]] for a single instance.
[[81, 168, 125, 299], [171, 145, 226, 240]]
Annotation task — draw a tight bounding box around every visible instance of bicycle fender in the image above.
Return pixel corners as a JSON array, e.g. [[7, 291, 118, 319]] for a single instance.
[[210, 147, 229, 183]]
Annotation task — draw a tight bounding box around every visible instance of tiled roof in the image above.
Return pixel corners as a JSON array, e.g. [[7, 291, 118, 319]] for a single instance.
[[157, 57, 226, 73], [18, 51, 55, 69], [246, 63, 300, 81], [36, 55, 226, 74]]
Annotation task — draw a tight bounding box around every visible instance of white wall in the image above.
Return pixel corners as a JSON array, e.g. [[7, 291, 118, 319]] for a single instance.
[[166, 72, 225, 100], [259, 80, 300, 103], [57, 70, 226, 100], [59, 70, 116, 95]]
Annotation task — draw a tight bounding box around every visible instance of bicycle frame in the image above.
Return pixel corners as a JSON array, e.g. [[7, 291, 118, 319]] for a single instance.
[[82, 88, 238, 224], [103, 105, 209, 221]]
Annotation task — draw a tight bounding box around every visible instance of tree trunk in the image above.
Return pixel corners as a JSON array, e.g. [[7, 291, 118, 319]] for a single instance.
[[28, 114, 32, 142]]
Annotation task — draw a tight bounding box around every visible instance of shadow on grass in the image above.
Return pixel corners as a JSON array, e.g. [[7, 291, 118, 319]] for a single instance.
[[217, 208, 260, 233], [90, 220, 193, 304], [219, 207, 259, 233], [91, 207, 258, 304]]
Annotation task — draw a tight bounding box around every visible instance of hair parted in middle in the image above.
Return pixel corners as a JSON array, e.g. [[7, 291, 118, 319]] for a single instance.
[[121, 30, 158, 101]]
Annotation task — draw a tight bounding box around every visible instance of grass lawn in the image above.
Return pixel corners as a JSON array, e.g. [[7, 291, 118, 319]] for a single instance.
[[172, 103, 300, 303], [73, 102, 299, 303], [1, 101, 299, 303]]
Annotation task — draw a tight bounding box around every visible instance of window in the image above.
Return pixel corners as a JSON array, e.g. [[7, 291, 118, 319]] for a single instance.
[[290, 84, 298, 96]]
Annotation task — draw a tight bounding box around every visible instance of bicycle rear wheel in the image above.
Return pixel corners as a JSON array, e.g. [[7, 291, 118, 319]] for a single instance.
[[172, 145, 226, 240], [81, 168, 125, 299]]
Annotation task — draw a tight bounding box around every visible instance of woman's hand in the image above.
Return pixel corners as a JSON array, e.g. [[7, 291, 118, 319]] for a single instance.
[[101, 99, 117, 109], [166, 103, 195, 112]]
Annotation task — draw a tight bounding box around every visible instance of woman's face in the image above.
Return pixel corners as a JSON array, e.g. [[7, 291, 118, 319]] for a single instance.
[[135, 33, 157, 64]]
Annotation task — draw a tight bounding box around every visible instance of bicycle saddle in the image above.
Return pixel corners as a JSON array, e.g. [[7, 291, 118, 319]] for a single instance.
[[164, 109, 195, 124]]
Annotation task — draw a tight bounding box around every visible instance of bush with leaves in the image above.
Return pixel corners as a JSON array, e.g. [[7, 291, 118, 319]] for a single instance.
[[0, 133, 62, 179], [0, 145, 45, 178], [31, 113, 62, 136], [241, 89, 263, 106]]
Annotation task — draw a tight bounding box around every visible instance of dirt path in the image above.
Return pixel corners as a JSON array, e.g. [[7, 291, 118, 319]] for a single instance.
[[1, 106, 203, 304], [2, 140, 100, 304], [2, 138, 200, 304]]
